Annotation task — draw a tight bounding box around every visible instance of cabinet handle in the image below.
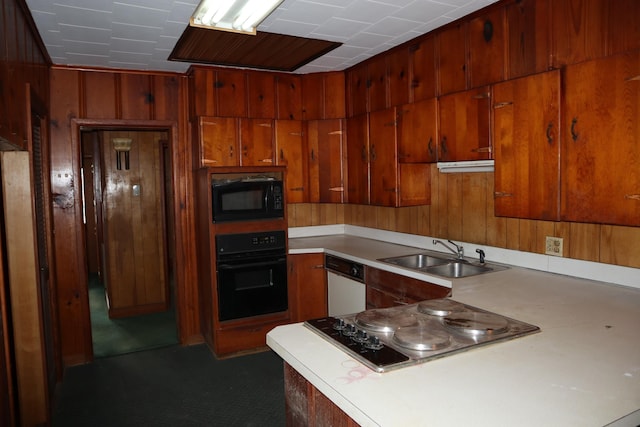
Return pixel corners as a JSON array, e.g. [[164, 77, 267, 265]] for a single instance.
[[261, 159, 273, 163], [328, 187, 344, 192], [625, 194, 640, 201], [428, 137, 434, 156], [546, 122, 554, 145], [361, 146, 367, 161], [440, 137, 448, 156], [472, 146, 491, 153], [473, 92, 490, 99], [229, 145, 234, 158], [493, 101, 513, 109], [625, 75, 640, 82], [571, 118, 579, 142], [280, 149, 284, 160], [328, 130, 343, 135], [371, 145, 377, 161], [310, 149, 315, 161], [494, 191, 513, 198]]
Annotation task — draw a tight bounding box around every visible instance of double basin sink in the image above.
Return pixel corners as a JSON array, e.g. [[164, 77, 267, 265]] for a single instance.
[[378, 252, 505, 279]]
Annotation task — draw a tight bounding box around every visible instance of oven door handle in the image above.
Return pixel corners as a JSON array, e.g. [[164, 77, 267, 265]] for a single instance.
[[217, 258, 286, 270]]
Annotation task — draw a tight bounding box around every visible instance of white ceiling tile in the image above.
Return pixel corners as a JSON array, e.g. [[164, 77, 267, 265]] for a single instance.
[[366, 17, 424, 37]]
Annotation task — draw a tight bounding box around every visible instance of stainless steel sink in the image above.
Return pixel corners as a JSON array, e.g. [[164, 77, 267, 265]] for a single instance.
[[425, 261, 493, 278], [380, 253, 449, 269], [378, 252, 505, 278]]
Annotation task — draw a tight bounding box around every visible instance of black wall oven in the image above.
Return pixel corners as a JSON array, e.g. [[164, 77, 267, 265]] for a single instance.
[[215, 230, 288, 321]]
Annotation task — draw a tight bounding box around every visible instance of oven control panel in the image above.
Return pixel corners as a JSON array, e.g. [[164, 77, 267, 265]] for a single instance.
[[216, 230, 286, 255]]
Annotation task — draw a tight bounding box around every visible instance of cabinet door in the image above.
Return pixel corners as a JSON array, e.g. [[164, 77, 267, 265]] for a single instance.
[[308, 119, 345, 203], [493, 70, 561, 220], [301, 73, 323, 120], [239, 118, 274, 166], [369, 108, 398, 207], [247, 72, 276, 118], [199, 117, 238, 167], [562, 52, 640, 225], [215, 70, 247, 117], [347, 63, 368, 117], [437, 22, 468, 95], [275, 120, 307, 203], [550, 0, 608, 67], [388, 47, 410, 108], [397, 98, 437, 163], [367, 55, 388, 112], [506, 0, 551, 79], [365, 266, 451, 309], [438, 87, 491, 162], [468, 8, 505, 87], [346, 114, 370, 205], [323, 71, 346, 119], [409, 35, 436, 102], [276, 74, 302, 120], [288, 253, 327, 323]]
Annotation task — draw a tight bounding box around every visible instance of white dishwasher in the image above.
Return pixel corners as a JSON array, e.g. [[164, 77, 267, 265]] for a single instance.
[[325, 254, 366, 316]]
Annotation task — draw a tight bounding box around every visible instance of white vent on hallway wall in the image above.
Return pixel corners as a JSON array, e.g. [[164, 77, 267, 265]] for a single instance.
[[436, 160, 495, 173]]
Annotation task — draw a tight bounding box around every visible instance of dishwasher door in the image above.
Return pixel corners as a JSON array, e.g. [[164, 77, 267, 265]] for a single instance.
[[327, 271, 366, 316]]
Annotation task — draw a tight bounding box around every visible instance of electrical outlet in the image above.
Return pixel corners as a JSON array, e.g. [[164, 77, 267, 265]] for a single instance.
[[545, 236, 563, 257]]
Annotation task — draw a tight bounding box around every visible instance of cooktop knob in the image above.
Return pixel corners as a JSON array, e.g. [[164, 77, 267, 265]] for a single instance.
[[365, 335, 384, 351], [332, 318, 346, 331], [350, 265, 360, 277], [342, 323, 356, 337], [353, 329, 368, 344]]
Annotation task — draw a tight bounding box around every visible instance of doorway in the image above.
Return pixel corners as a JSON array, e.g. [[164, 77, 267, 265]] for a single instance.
[[81, 128, 178, 358]]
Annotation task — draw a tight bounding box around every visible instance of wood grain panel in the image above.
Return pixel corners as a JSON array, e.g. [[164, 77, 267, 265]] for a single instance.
[[152, 75, 180, 121], [461, 173, 487, 244], [247, 72, 276, 119], [82, 72, 117, 119], [190, 67, 216, 117], [446, 173, 464, 241], [216, 69, 247, 117], [323, 71, 346, 119], [388, 47, 410, 107], [119, 73, 152, 120], [569, 222, 600, 262], [600, 225, 640, 268], [276, 74, 302, 120], [409, 35, 436, 102], [506, 0, 551, 79]]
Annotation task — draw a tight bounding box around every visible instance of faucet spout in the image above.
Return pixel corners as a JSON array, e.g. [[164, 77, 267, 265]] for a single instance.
[[433, 239, 464, 259]]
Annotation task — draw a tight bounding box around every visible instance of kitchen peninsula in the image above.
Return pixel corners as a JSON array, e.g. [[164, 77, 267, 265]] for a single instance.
[[268, 227, 640, 426]]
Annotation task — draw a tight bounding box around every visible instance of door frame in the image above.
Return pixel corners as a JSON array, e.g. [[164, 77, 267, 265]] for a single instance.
[[70, 119, 182, 360]]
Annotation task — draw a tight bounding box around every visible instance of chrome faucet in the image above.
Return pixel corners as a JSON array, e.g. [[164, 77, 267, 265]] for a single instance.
[[433, 239, 464, 259]]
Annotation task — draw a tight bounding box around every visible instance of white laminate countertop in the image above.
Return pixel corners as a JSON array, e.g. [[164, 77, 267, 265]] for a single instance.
[[269, 234, 640, 427]]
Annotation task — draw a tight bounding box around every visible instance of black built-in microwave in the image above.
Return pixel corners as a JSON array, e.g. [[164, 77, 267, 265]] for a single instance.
[[211, 177, 284, 222]]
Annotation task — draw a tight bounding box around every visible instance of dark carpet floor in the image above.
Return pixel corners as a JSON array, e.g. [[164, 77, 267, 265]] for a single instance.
[[52, 344, 286, 427], [89, 276, 178, 358]]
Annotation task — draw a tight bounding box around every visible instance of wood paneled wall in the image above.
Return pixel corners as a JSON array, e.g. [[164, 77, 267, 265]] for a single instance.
[[49, 67, 200, 365], [287, 166, 640, 269]]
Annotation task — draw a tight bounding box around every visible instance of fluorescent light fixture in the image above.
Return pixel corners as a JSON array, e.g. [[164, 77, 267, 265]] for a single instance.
[[437, 160, 495, 173], [190, 0, 284, 35]]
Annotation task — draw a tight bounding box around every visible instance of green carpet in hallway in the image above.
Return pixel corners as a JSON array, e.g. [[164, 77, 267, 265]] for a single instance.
[[89, 276, 178, 358]]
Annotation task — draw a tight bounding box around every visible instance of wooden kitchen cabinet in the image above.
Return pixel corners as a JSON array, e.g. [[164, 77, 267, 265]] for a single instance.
[[198, 116, 239, 167], [215, 69, 248, 117], [397, 98, 438, 163], [247, 71, 276, 119], [367, 55, 388, 113], [388, 47, 410, 108], [561, 51, 640, 226], [365, 266, 451, 309], [493, 69, 561, 220], [239, 118, 274, 166], [505, 0, 551, 79], [409, 35, 436, 102], [275, 74, 302, 120], [437, 22, 468, 95], [368, 108, 398, 207], [345, 113, 370, 205], [307, 119, 345, 203], [468, 7, 505, 88], [288, 253, 327, 323], [301, 72, 346, 120], [346, 62, 368, 117], [438, 86, 492, 161], [275, 119, 307, 203]]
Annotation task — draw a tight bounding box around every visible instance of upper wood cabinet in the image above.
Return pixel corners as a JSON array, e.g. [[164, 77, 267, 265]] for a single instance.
[[388, 47, 410, 108], [275, 74, 302, 120], [561, 51, 640, 226], [301, 72, 346, 120], [247, 72, 276, 119], [215, 69, 248, 117], [307, 119, 345, 203], [347, 62, 368, 117], [198, 116, 239, 167], [550, 0, 608, 67], [369, 108, 398, 207], [345, 113, 370, 205], [493, 70, 561, 220], [506, 0, 551, 79], [468, 8, 506, 87], [367, 55, 388, 113], [437, 22, 468, 95], [409, 35, 436, 102], [275, 120, 307, 203], [438, 86, 492, 162], [397, 98, 438, 163], [239, 118, 274, 166]]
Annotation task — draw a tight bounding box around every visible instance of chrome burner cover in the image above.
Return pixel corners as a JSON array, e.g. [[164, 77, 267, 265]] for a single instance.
[[355, 309, 418, 333], [393, 322, 451, 351], [443, 311, 510, 336], [417, 299, 466, 316]]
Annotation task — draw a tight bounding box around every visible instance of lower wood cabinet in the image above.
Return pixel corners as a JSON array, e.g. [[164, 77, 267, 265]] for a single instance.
[[284, 362, 358, 427], [288, 253, 327, 322], [365, 266, 451, 309]]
